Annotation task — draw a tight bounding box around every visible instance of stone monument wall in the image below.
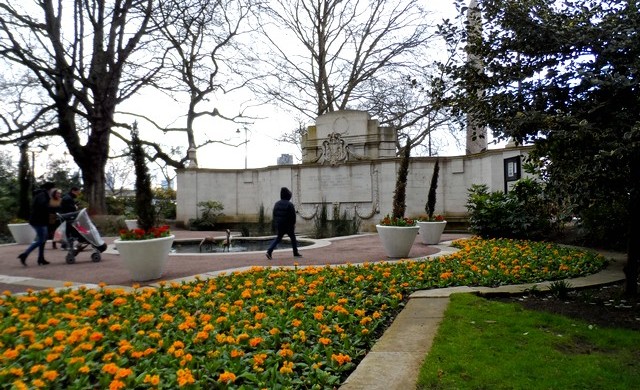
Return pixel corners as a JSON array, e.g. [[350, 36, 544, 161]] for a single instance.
[[176, 147, 532, 232], [176, 110, 532, 232]]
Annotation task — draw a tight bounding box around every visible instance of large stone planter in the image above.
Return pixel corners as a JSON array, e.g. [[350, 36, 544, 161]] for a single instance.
[[417, 221, 447, 245], [7, 223, 36, 245], [114, 235, 175, 281], [375, 225, 419, 258]]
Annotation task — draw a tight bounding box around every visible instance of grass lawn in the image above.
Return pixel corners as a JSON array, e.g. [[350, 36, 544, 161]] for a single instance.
[[417, 293, 640, 390]]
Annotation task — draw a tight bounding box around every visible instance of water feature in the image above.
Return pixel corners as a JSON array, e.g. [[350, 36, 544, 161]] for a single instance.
[[171, 238, 314, 254]]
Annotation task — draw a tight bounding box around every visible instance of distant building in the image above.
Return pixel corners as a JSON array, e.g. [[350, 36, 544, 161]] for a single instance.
[[277, 154, 293, 165]]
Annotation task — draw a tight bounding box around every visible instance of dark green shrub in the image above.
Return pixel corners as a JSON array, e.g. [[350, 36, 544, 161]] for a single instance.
[[256, 203, 270, 236], [154, 188, 177, 220], [189, 200, 224, 230], [426, 159, 440, 219], [312, 203, 360, 238], [574, 200, 627, 250], [130, 125, 156, 231], [466, 178, 554, 239], [106, 196, 136, 217], [313, 203, 330, 239], [333, 210, 361, 237]]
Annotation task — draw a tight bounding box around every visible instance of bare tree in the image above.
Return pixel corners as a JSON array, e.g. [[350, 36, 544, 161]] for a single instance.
[[0, 0, 158, 214], [254, 0, 437, 120], [105, 157, 134, 196], [116, 0, 261, 169], [365, 64, 460, 157]]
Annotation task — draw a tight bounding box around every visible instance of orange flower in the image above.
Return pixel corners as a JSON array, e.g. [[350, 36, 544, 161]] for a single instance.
[[331, 353, 352, 365], [177, 368, 195, 387], [249, 337, 263, 347], [144, 375, 160, 385], [218, 371, 236, 383], [318, 337, 331, 345]]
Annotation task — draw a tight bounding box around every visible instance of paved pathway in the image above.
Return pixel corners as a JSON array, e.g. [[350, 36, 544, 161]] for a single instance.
[[0, 231, 627, 389]]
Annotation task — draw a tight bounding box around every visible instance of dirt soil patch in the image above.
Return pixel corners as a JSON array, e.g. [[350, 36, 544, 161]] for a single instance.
[[486, 282, 640, 331]]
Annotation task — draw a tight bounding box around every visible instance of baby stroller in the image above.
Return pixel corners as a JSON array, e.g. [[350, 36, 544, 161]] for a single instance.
[[55, 208, 108, 264]]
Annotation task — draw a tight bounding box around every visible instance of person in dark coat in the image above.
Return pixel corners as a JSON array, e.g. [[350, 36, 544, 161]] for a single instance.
[[18, 182, 56, 266], [60, 187, 81, 213], [47, 188, 62, 249], [57, 186, 81, 250], [266, 187, 302, 260]]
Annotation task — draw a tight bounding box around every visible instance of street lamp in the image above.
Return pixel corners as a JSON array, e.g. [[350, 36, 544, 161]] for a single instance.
[[236, 127, 249, 169]]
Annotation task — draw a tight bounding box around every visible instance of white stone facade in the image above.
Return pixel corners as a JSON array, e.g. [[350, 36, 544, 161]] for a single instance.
[[177, 110, 531, 232], [176, 147, 532, 232]]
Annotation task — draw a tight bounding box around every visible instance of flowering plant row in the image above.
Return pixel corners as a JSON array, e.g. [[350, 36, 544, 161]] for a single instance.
[[415, 214, 445, 222], [378, 214, 416, 226], [0, 237, 607, 388], [119, 225, 171, 241]]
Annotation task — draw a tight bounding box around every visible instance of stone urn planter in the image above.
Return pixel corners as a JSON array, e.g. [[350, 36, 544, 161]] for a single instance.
[[7, 223, 36, 245], [114, 235, 175, 281], [417, 221, 447, 245], [124, 219, 139, 230], [375, 225, 419, 258]]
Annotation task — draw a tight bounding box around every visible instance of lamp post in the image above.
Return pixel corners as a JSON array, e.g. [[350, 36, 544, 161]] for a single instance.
[[236, 127, 249, 169]]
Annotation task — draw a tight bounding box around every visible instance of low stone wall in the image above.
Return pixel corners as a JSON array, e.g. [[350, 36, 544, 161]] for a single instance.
[[176, 146, 532, 232]]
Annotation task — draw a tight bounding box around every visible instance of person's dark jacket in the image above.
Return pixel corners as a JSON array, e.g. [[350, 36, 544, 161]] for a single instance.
[[60, 192, 78, 214], [29, 189, 51, 226], [272, 187, 296, 232]]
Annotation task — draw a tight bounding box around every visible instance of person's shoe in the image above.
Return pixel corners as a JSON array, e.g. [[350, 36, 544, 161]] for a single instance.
[[265, 252, 272, 260], [37, 258, 50, 265], [17, 254, 27, 266], [293, 253, 303, 258]]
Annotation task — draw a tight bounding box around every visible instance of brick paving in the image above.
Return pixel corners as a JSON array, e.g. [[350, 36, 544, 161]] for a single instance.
[[0, 230, 469, 293]]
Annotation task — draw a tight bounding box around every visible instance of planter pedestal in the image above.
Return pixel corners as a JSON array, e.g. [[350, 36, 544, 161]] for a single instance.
[[375, 225, 419, 258], [114, 235, 175, 281], [8, 223, 36, 245], [417, 221, 447, 245]]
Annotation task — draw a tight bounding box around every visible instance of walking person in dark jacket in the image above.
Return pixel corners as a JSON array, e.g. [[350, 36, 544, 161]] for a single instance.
[[57, 186, 81, 250], [60, 186, 81, 213], [265, 187, 302, 260], [18, 182, 56, 266]]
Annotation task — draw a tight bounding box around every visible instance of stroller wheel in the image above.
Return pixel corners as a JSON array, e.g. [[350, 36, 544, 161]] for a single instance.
[[65, 252, 76, 264], [91, 252, 101, 262]]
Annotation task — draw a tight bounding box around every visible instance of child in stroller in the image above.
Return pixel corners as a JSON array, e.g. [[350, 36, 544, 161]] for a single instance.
[[55, 208, 108, 264]]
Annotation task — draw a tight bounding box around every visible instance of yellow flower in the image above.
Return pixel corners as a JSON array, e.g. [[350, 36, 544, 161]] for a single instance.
[[279, 361, 294, 375], [144, 374, 160, 385], [42, 370, 59, 381], [177, 368, 195, 387]]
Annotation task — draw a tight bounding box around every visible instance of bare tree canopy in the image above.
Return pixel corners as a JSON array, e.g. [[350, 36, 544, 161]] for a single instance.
[[254, 0, 438, 120], [115, 0, 261, 170], [0, 0, 158, 214]]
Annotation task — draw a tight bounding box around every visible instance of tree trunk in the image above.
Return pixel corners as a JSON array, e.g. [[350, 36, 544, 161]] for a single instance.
[[18, 143, 31, 220], [625, 153, 640, 296], [392, 139, 411, 219]]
